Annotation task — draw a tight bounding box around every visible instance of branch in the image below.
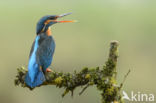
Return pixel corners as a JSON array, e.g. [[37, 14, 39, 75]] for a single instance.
[[14, 40, 124, 103]]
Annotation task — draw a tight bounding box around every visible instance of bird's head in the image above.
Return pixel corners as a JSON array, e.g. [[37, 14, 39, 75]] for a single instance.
[[36, 12, 76, 35]]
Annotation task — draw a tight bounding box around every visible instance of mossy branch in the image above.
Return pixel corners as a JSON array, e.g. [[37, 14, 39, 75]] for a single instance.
[[14, 40, 125, 103]]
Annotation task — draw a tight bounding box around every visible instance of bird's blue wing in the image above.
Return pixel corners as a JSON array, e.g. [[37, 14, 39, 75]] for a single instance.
[[25, 36, 46, 88], [36, 34, 55, 71]]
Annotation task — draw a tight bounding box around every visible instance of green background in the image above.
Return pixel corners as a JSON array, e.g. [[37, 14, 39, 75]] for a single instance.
[[0, 0, 156, 103]]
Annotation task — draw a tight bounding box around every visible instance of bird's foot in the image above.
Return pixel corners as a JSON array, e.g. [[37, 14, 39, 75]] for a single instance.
[[46, 68, 52, 72]]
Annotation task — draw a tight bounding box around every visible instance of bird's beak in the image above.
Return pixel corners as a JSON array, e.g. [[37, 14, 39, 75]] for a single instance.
[[58, 12, 73, 18], [55, 13, 77, 23]]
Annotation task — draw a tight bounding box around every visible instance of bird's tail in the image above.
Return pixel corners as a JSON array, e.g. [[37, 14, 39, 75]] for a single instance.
[[25, 70, 45, 88]]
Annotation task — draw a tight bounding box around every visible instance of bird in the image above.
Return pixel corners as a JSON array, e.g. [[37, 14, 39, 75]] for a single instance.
[[24, 13, 76, 88]]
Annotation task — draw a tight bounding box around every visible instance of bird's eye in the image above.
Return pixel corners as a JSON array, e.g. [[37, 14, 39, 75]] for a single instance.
[[49, 17, 54, 20], [49, 17, 57, 20]]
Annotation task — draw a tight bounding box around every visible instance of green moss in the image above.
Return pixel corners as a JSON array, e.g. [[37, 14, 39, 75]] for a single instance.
[[85, 74, 91, 79], [54, 77, 63, 84]]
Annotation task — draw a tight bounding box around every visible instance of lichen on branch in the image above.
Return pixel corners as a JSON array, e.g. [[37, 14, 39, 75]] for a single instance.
[[14, 40, 124, 103]]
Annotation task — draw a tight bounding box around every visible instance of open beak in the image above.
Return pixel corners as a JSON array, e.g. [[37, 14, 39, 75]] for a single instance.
[[55, 13, 77, 23]]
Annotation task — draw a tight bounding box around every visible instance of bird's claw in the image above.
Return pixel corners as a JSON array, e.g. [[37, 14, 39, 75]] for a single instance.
[[46, 68, 52, 72]]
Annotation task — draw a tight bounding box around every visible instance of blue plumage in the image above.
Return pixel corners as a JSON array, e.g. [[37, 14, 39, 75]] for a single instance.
[[36, 15, 57, 34], [28, 36, 40, 83], [24, 13, 75, 88], [25, 34, 55, 88], [25, 15, 56, 88], [37, 34, 55, 72]]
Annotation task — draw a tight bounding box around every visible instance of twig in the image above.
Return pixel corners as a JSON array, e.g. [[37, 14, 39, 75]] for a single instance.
[[79, 84, 90, 95], [120, 69, 131, 89]]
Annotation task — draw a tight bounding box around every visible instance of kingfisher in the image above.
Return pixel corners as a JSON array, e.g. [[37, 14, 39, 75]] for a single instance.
[[25, 13, 75, 88]]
